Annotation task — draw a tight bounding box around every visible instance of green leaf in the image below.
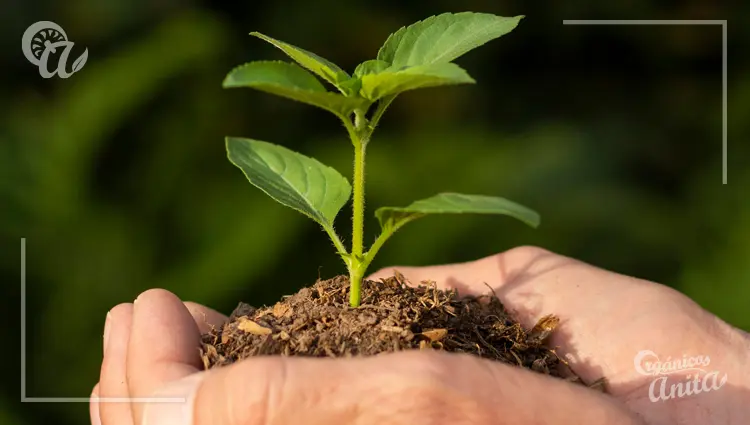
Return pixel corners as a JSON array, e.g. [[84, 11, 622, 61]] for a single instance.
[[354, 59, 391, 77], [223, 61, 367, 116], [336, 77, 362, 97], [250, 32, 350, 88], [226, 137, 352, 229], [375, 192, 540, 231], [359, 62, 474, 101], [377, 12, 523, 68]]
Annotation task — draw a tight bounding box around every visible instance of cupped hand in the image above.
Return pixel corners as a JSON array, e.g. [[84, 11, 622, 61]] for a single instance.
[[370, 246, 750, 424], [91, 246, 749, 425]]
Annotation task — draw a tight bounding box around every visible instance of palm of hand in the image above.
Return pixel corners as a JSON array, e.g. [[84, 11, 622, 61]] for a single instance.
[[371, 246, 749, 425]]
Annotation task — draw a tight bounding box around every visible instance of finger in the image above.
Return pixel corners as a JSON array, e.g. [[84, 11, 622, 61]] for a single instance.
[[183, 302, 228, 334], [370, 247, 723, 391], [368, 246, 566, 297], [372, 245, 677, 327], [368, 246, 583, 332], [143, 350, 642, 425], [370, 247, 646, 352], [90, 384, 101, 425], [127, 289, 204, 425], [99, 303, 135, 425]]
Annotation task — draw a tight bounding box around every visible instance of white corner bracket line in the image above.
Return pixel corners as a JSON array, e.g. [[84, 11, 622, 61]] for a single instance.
[[20, 238, 186, 403], [562, 20, 728, 185]]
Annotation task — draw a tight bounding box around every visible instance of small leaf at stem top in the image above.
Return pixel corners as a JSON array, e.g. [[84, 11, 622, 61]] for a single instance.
[[251, 32, 350, 88], [223, 61, 368, 116], [336, 77, 362, 97], [359, 62, 474, 101], [377, 12, 523, 68], [226, 137, 352, 230], [375, 192, 540, 232], [354, 59, 391, 77]]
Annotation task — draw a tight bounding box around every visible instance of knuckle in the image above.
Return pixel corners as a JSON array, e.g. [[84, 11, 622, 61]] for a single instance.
[[498, 245, 552, 260]]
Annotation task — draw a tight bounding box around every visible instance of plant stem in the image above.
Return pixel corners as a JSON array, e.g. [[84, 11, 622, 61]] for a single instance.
[[351, 141, 366, 258], [324, 226, 348, 257], [348, 109, 369, 307], [349, 267, 363, 307], [368, 95, 396, 132], [359, 215, 416, 279]]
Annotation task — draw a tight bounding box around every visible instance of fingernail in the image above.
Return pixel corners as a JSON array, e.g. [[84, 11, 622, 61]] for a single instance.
[[103, 312, 112, 354], [142, 373, 205, 425]]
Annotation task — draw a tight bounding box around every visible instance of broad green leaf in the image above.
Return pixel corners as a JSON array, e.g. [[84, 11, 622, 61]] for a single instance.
[[375, 192, 540, 232], [359, 62, 474, 101], [226, 137, 352, 229], [354, 59, 391, 77], [377, 12, 523, 68], [250, 32, 350, 87], [223, 61, 367, 116]]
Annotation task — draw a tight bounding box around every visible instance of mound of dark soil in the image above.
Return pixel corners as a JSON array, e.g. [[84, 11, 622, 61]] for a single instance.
[[201, 274, 599, 388]]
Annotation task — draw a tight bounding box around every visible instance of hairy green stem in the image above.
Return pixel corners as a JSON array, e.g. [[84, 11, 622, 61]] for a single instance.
[[349, 142, 366, 307], [324, 226, 348, 257], [359, 215, 416, 279], [368, 95, 396, 132], [359, 228, 391, 275], [348, 110, 369, 307], [339, 105, 386, 307], [349, 267, 363, 308], [351, 142, 366, 259]]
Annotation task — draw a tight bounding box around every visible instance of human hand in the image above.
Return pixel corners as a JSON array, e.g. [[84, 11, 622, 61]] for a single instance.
[[369, 246, 750, 424], [91, 247, 749, 425]]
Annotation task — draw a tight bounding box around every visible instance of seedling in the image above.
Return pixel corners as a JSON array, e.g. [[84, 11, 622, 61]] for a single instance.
[[224, 12, 539, 307]]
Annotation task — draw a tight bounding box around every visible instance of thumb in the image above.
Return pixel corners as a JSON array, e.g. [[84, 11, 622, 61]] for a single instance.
[[143, 351, 644, 425]]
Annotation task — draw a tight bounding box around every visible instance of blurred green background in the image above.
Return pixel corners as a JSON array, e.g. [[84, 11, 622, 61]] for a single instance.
[[1, 0, 748, 424]]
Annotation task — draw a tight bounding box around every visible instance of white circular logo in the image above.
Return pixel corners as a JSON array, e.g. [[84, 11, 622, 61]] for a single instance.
[[22, 21, 88, 78]]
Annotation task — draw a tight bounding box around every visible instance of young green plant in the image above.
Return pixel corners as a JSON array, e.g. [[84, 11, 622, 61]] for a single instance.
[[224, 12, 540, 307]]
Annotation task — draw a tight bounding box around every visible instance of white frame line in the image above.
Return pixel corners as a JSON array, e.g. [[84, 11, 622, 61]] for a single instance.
[[562, 20, 728, 185], [20, 238, 186, 403]]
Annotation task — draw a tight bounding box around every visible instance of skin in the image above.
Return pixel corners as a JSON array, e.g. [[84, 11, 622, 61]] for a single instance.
[[91, 246, 750, 425]]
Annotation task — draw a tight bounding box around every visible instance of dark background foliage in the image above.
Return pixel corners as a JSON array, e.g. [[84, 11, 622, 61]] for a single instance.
[[1, 1, 748, 423]]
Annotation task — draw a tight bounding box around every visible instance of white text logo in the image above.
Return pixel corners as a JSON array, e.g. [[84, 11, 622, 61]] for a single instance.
[[634, 350, 727, 402]]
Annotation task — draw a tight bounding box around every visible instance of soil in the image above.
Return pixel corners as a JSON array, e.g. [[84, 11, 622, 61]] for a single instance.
[[201, 273, 601, 389]]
